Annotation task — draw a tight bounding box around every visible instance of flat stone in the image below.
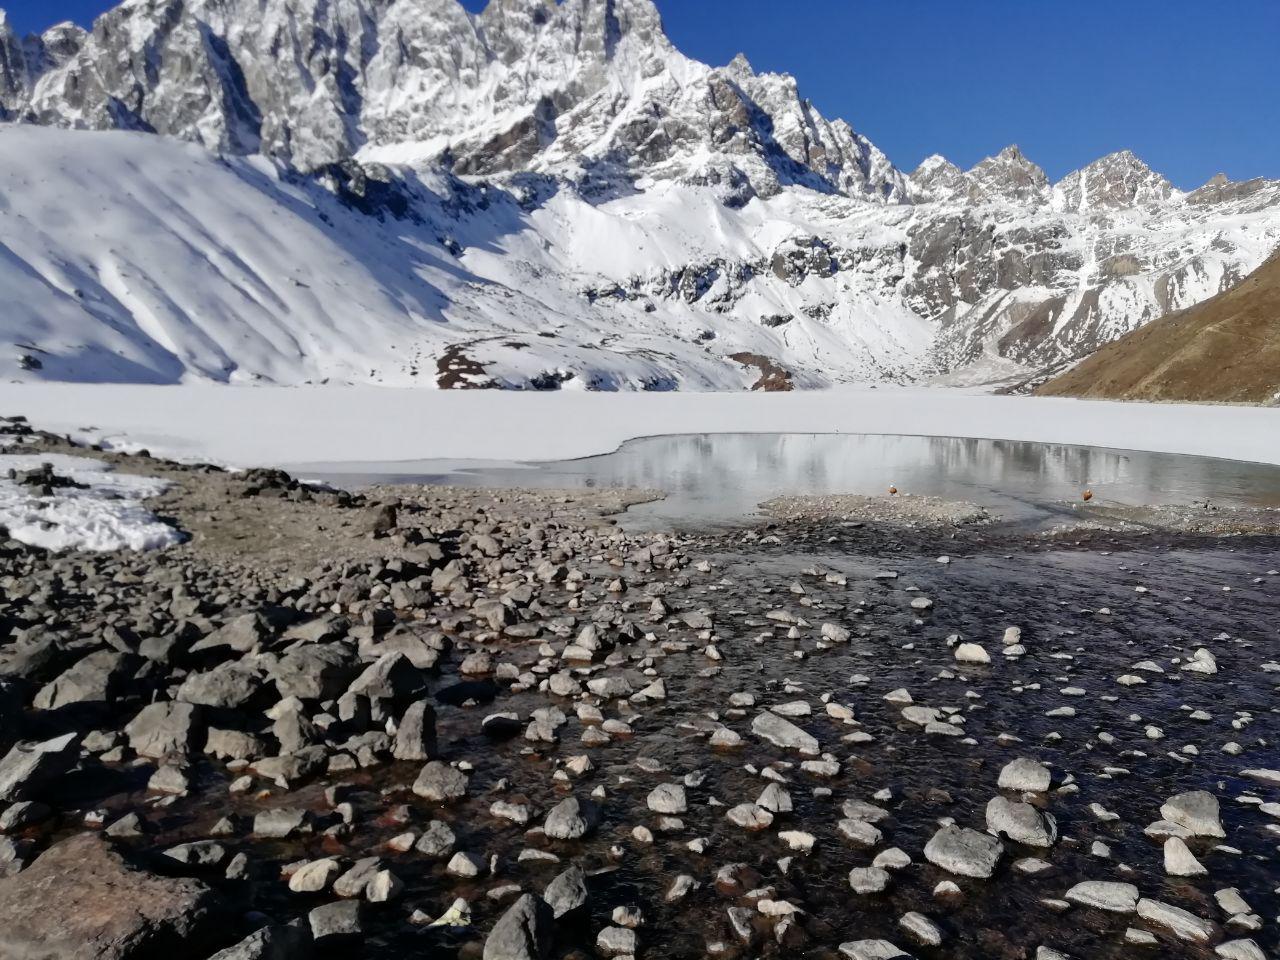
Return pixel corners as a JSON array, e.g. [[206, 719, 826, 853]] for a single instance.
[[1065, 881, 1140, 913], [0, 833, 223, 959], [838, 940, 914, 960], [751, 711, 819, 755], [1161, 791, 1225, 838], [1136, 898, 1216, 943]]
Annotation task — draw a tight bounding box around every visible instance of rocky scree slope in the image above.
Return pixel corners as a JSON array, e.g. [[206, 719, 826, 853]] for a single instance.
[[0, 0, 1278, 389]]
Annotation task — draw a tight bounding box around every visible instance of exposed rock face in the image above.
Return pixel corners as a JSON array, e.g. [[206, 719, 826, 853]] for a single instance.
[[0, 833, 224, 959], [0, 0, 1276, 389]]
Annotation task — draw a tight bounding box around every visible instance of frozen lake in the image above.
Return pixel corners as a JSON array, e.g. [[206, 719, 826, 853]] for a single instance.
[[295, 433, 1280, 527]]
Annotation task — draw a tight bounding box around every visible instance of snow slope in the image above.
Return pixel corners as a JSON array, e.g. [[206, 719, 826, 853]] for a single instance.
[[0, 125, 929, 388]]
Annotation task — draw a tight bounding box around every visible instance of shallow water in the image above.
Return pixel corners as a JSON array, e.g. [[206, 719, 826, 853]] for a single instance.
[[293, 433, 1280, 528]]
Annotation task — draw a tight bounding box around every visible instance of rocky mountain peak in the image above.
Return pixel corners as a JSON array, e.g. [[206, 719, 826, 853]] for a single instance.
[[908, 154, 967, 203], [965, 144, 1050, 205], [1053, 149, 1174, 211]]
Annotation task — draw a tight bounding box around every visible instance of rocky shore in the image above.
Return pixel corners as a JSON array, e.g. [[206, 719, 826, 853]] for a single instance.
[[1, 419, 1278, 960]]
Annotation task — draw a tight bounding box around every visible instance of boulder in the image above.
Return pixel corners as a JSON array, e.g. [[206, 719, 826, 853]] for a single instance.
[[125, 702, 202, 760], [483, 894, 553, 960], [0, 732, 78, 801], [0, 833, 223, 959]]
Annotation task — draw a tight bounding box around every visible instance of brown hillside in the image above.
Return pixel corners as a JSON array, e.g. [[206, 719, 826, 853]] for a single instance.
[[1037, 254, 1280, 404]]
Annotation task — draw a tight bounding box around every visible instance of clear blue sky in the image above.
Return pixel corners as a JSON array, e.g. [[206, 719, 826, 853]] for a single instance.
[[7, 0, 1276, 189]]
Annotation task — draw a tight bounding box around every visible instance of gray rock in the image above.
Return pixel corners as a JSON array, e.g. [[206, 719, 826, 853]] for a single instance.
[[848, 866, 892, 894], [0, 732, 78, 801], [33, 650, 128, 709], [192, 613, 272, 654], [0, 833, 224, 958], [1064, 880, 1140, 913], [1136, 898, 1217, 942], [125, 701, 202, 760], [412, 761, 468, 803], [415, 820, 457, 857], [207, 923, 313, 960], [923, 825, 1003, 879], [544, 864, 588, 919], [647, 783, 687, 815], [838, 940, 915, 960], [270, 643, 356, 701], [543, 796, 600, 840], [986, 797, 1058, 848], [393, 701, 438, 761], [348, 652, 423, 701], [483, 893, 553, 960], [751, 711, 819, 755], [177, 661, 260, 709], [308, 900, 362, 944], [998, 758, 1051, 792], [1161, 791, 1225, 838], [253, 808, 310, 839]]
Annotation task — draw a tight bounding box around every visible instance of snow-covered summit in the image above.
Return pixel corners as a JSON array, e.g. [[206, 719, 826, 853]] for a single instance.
[[0, 0, 1277, 391]]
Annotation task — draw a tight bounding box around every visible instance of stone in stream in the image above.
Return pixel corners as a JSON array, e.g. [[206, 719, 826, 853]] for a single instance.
[[392, 701, 438, 761], [544, 864, 589, 919], [647, 783, 687, 815], [289, 857, 341, 893], [543, 797, 600, 840], [838, 940, 915, 960], [254, 808, 310, 839], [899, 911, 942, 947], [848, 867, 892, 894], [1216, 941, 1267, 960], [1064, 880, 1140, 913], [998, 758, 1051, 792], [1136, 898, 1217, 942], [923, 825, 1003, 879], [954, 643, 990, 664], [726, 804, 774, 830], [0, 833, 224, 958], [1163, 837, 1208, 876], [483, 893, 554, 960], [415, 821, 457, 858], [309, 899, 362, 945], [412, 762, 469, 803], [986, 797, 1058, 848], [1161, 790, 1225, 838], [596, 926, 637, 956], [751, 711, 819, 755]]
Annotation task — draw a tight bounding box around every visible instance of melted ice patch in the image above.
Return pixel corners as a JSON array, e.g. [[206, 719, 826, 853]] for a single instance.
[[0, 453, 183, 552]]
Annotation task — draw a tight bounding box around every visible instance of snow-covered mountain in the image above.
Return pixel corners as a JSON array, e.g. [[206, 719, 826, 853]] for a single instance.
[[0, 0, 1277, 390]]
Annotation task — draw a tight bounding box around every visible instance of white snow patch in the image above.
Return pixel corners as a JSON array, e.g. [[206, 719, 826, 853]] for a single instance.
[[0, 453, 183, 552]]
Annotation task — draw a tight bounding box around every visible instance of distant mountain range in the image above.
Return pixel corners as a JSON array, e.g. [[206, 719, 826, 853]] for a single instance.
[[1, 0, 1277, 389]]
